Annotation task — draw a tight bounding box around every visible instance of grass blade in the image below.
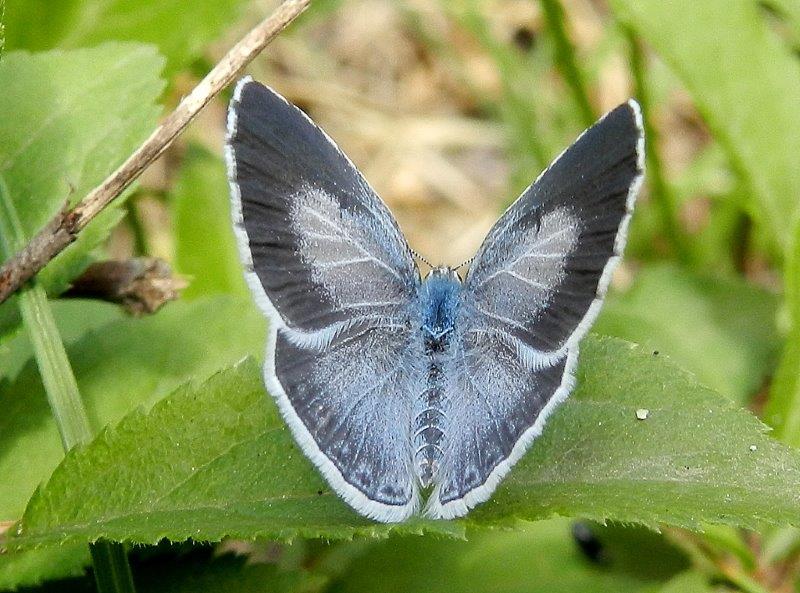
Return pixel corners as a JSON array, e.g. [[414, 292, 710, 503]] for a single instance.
[[540, 0, 594, 126]]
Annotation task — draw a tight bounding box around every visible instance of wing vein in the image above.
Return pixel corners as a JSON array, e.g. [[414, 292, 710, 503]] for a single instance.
[[300, 205, 404, 282]]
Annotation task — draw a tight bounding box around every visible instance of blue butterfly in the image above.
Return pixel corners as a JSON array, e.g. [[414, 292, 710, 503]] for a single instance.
[[225, 77, 644, 522]]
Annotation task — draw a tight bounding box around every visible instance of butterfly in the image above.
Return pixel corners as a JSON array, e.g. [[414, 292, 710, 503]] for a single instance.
[[225, 76, 644, 523]]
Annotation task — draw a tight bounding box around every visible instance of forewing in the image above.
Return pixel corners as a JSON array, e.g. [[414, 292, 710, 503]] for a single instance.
[[464, 101, 644, 353], [427, 101, 644, 519], [226, 77, 419, 336]]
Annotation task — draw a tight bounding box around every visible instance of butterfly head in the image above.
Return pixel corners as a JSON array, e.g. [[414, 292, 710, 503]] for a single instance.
[[425, 266, 462, 284], [421, 266, 462, 342]]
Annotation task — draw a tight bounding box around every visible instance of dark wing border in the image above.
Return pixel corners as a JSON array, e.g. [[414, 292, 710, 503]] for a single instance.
[[558, 99, 644, 354]]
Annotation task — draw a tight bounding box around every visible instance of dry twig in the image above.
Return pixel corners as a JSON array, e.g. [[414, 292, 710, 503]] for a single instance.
[[0, 0, 311, 304]]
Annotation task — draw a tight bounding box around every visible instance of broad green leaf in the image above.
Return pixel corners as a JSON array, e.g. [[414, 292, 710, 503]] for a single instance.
[[608, 0, 800, 253], [0, 45, 163, 294], [0, 548, 326, 593], [572, 522, 688, 580], [768, 338, 800, 445], [171, 145, 247, 300], [8, 336, 800, 550], [327, 518, 663, 593], [0, 296, 265, 521], [0, 543, 89, 591], [595, 263, 779, 403], [2, 0, 245, 77], [472, 336, 800, 528], [6, 358, 462, 548]]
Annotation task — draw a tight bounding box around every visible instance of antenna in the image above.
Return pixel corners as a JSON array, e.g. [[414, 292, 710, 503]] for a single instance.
[[454, 257, 474, 272], [411, 249, 433, 269]]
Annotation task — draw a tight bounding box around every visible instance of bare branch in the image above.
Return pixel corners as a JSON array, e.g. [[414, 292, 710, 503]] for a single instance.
[[0, 0, 310, 304]]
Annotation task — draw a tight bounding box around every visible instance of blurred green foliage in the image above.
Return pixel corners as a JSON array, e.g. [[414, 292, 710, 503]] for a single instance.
[[2, 0, 246, 77], [171, 147, 248, 300], [2, 1, 800, 592]]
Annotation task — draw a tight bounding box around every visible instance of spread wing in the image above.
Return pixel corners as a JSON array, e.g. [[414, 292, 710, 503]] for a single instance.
[[427, 101, 645, 519], [226, 78, 423, 522], [226, 77, 418, 337]]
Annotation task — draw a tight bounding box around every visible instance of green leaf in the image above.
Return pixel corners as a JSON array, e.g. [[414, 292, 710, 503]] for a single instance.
[[768, 338, 800, 444], [0, 544, 90, 591], [594, 263, 780, 403], [608, 0, 800, 253], [328, 518, 662, 593], [8, 336, 800, 550], [2, 0, 246, 77], [0, 296, 265, 521], [7, 358, 461, 549], [0, 45, 163, 294], [0, 547, 328, 593], [471, 337, 800, 530], [171, 145, 248, 300], [573, 522, 689, 580]]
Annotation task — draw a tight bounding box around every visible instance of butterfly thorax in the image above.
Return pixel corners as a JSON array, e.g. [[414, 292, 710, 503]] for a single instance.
[[419, 267, 462, 345], [415, 267, 462, 487]]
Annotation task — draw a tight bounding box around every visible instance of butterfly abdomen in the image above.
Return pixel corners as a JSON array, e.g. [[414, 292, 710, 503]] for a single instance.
[[414, 357, 446, 488]]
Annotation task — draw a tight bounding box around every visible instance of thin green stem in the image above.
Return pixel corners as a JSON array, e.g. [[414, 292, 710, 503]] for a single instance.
[[785, 221, 800, 325], [0, 179, 92, 449], [15, 282, 93, 447], [0, 0, 6, 59], [90, 541, 137, 593], [539, 0, 595, 127], [125, 196, 150, 257], [768, 222, 800, 445], [627, 31, 692, 265], [0, 176, 136, 593]]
